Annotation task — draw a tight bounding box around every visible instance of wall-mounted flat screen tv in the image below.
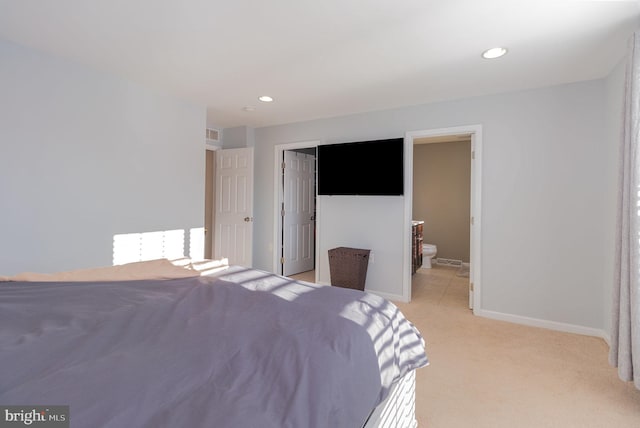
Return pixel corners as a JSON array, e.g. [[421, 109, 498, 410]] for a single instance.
[[317, 138, 404, 196]]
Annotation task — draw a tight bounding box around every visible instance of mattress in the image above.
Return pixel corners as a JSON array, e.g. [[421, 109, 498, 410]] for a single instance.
[[0, 264, 428, 427]]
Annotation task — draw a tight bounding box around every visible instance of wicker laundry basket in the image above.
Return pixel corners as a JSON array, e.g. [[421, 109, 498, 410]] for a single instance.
[[328, 247, 370, 291]]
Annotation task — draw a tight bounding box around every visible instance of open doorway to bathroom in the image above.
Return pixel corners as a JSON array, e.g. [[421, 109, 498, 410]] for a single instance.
[[414, 135, 471, 268], [406, 125, 482, 312], [413, 135, 471, 308]]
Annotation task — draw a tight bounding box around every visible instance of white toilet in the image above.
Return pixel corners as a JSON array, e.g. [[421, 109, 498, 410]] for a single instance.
[[422, 244, 437, 268]]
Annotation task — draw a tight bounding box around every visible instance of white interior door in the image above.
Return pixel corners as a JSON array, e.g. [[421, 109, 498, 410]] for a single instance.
[[214, 148, 254, 266], [282, 150, 315, 276]]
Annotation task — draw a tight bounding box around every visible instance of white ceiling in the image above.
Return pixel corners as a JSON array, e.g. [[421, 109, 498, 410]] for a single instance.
[[0, 1, 638, 129]]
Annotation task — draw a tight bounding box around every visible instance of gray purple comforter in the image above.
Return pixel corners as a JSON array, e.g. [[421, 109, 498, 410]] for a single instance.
[[0, 266, 428, 427]]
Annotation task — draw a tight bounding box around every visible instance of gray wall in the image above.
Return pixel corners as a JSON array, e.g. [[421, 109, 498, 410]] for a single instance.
[[253, 78, 616, 332], [0, 39, 205, 275], [316, 194, 405, 298]]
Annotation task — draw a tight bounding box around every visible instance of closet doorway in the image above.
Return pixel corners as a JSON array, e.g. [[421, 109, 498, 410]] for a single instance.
[[273, 141, 320, 278]]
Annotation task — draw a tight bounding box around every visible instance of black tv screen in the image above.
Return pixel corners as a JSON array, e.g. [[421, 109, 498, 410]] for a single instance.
[[317, 138, 404, 196]]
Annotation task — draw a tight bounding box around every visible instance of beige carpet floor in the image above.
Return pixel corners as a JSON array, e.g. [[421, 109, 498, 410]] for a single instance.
[[291, 266, 640, 427]]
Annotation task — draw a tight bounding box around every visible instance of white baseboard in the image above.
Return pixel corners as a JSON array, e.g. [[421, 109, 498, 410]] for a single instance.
[[475, 308, 608, 340]]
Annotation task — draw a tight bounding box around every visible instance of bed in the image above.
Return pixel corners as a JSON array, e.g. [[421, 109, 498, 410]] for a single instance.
[[0, 259, 428, 428]]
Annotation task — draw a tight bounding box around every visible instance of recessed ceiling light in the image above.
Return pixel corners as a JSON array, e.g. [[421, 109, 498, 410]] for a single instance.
[[242, 106, 256, 112], [258, 95, 274, 103], [482, 47, 508, 59]]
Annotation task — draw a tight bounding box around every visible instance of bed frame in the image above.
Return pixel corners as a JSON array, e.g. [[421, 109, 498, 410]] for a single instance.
[[364, 370, 418, 428]]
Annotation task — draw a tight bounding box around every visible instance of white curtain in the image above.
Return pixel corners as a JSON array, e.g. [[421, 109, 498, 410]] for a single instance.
[[610, 31, 640, 390]]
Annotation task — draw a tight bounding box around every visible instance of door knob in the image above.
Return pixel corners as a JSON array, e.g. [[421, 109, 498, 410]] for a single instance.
[[244, 217, 253, 222]]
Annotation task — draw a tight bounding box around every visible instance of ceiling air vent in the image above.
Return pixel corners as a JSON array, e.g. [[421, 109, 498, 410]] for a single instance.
[[206, 128, 220, 142]]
